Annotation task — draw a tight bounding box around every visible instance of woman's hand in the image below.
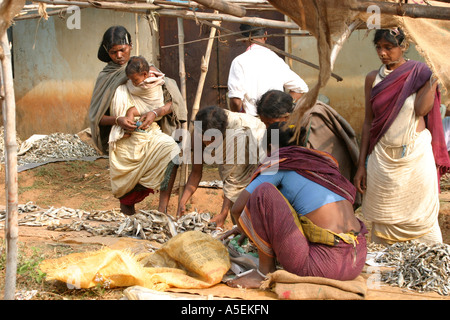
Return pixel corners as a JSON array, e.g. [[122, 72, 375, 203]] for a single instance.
[[116, 116, 137, 132], [353, 166, 367, 194], [219, 226, 248, 246], [137, 110, 158, 130], [176, 202, 186, 218]]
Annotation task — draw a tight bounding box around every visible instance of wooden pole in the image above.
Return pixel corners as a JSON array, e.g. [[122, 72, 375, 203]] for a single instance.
[[190, 17, 220, 123], [351, 1, 450, 21], [193, 0, 246, 17], [1, 31, 19, 301], [157, 9, 299, 31], [135, 13, 139, 55], [177, 17, 189, 199]]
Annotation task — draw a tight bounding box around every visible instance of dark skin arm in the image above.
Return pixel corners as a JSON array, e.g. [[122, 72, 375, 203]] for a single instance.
[[229, 97, 244, 113], [100, 114, 137, 132], [289, 91, 304, 103], [353, 70, 377, 194], [414, 76, 439, 132], [177, 162, 203, 218], [220, 189, 251, 242], [137, 101, 173, 130]]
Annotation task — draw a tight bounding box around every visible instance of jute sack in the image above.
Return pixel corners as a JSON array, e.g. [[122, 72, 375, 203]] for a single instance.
[[261, 270, 367, 300], [39, 231, 230, 291]]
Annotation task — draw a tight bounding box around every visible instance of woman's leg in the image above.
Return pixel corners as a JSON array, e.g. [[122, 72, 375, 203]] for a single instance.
[[158, 164, 178, 213], [226, 183, 309, 288], [119, 184, 153, 215]]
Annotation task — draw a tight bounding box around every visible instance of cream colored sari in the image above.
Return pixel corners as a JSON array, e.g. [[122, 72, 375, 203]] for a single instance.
[[362, 65, 442, 245], [108, 80, 179, 199]]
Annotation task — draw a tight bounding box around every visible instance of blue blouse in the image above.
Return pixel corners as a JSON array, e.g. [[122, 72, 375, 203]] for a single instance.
[[245, 170, 345, 215]]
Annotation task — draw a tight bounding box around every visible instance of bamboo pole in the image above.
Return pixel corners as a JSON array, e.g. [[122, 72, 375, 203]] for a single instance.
[[1, 31, 19, 301], [156, 9, 299, 30], [135, 13, 139, 55], [193, 0, 246, 17], [190, 16, 220, 123], [21, 2, 299, 30], [177, 17, 189, 199], [351, 0, 450, 21]]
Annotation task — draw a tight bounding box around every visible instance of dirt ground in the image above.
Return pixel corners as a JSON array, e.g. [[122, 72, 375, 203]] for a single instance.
[[1, 158, 450, 300]]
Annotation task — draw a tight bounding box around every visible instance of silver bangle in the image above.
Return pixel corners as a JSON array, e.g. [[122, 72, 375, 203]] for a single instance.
[[256, 268, 267, 278], [152, 110, 158, 118]]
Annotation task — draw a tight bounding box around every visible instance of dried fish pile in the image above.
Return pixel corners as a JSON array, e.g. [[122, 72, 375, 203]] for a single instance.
[[0, 203, 218, 244], [375, 241, 450, 295], [116, 210, 217, 243], [15, 133, 100, 166]]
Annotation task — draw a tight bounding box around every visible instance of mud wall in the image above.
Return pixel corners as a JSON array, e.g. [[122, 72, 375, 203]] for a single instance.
[[9, 8, 158, 140]]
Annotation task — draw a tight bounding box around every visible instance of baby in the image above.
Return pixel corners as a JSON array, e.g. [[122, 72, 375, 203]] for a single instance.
[[123, 56, 165, 135]]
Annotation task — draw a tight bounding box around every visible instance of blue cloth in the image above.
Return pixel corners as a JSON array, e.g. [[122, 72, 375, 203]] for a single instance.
[[245, 170, 345, 215]]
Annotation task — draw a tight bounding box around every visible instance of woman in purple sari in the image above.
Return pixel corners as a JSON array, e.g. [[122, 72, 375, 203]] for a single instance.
[[353, 28, 450, 245], [225, 122, 367, 289]]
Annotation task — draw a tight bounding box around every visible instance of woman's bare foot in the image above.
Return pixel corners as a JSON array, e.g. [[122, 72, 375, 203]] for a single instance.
[[226, 269, 265, 289], [120, 203, 135, 215]]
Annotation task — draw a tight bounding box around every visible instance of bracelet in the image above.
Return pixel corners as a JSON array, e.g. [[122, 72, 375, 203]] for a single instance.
[[151, 110, 158, 118], [256, 268, 267, 278], [430, 75, 438, 87], [115, 116, 121, 126]]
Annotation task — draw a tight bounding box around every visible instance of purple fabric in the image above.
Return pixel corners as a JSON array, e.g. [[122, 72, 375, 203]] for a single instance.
[[369, 60, 450, 182], [242, 182, 367, 280], [252, 146, 356, 204], [119, 186, 154, 206]]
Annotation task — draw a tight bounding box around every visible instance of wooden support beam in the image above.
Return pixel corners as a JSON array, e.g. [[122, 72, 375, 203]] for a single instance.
[[352, 1, 450, 21], [1, 31, 19, 301], [193, 0, 246, 17], [158, 9, 299, 30]]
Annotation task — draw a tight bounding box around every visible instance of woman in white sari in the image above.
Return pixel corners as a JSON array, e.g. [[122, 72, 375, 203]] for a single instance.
[[354, 28, 450, 245], [89, 27, 186, 215]]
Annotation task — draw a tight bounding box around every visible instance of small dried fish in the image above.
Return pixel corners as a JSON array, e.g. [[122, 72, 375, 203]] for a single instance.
[[0, 202, 219, 244], [198, 180, 223, 188], [375, 240, 450, 296], [0, 129, 100, 166]]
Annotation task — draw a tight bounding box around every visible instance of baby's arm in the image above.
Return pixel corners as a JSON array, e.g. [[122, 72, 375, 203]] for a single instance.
[[125, 106, 140, 121]]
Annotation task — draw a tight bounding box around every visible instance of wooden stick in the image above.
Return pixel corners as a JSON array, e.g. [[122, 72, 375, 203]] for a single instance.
[[190, 18, 220, 123], [158, 9, 299, 30], [161, 27, 247, 49], [352, 1, 450, 21], [22, 2, 299, 30], [135, 13, 139, 55], [88, 1, 160, 10], [177, 17, 189, 199], [1, 31, 19, 301], [14, 7, 86, 20], [193, 0, 246, 17]]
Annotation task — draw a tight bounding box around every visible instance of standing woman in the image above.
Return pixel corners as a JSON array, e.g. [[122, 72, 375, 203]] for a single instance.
[[89, 26, 186, 215], [353, 28, 450, 245]]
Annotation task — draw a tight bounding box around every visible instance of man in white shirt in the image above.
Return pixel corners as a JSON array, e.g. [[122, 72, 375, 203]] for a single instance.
[[227, 24, 309, 116]]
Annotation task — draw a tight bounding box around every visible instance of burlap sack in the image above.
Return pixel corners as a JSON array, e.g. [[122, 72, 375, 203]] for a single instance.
[[261, 270, 367, 300], [40, 231, 230, 291]]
